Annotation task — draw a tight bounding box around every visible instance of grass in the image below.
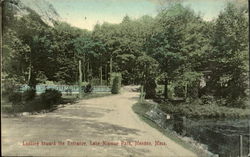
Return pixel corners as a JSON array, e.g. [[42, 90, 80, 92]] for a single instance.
[[2, 92, 112, 114], [132, 101, 213, 157], [159, 102, 250, 119]]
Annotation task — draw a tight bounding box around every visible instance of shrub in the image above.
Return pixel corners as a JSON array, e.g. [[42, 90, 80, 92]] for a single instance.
[[2, 79, 19, 97], [8, 92, 22, 104], [192, 98, 202, 106], [156, 85, 164, 95], [2, 106, 15, 113], [174, 85, 185, 97], [144, 77, 157, 99], [227, 97, 248, 108], [22, 98, 45, 112], [159, 102, 250, 118], [111, 73, 121, 94], [2, 79, 23, 104], [12, 103, 25, 112], [200, 95, 215, 105], [215, 98, 227, 106], [41, 89, 62, 109], [84, 84, 93, 93], [22, 88, 36, 101]]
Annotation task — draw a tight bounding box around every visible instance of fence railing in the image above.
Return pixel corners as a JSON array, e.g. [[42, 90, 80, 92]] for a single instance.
[[17, 84, 111, 94], [145, 105, 250, 157]]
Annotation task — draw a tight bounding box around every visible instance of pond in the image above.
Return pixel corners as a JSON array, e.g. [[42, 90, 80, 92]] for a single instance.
[[170, 118, 250, 157]]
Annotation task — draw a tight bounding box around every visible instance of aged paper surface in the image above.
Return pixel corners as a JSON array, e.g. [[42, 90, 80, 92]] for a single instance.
[[1, 0, 249, 157]]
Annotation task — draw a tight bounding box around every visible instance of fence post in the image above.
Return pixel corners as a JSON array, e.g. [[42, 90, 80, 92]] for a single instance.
[[140, 85, 145, 102], [240, 135, 243, 157]]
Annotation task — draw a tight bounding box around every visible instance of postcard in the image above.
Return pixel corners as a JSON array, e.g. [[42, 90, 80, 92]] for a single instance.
[[1, 0, 249, 156]]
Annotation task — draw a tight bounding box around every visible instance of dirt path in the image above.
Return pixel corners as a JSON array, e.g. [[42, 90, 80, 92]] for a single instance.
[[2, 87, 197, 157]]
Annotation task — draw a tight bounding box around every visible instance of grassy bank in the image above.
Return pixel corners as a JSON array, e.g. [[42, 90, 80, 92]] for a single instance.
[[2, 92, 112, 114], [159, 102, 250, 119], [132, 101, 208, 157], [133, 100, 250, 156]]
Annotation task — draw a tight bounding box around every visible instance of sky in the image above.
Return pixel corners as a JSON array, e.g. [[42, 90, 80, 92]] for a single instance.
[[48, 0, 237, 30]]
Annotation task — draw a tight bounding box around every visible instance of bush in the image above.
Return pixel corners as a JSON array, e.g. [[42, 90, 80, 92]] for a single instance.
[[8, 92, 22, 104], [200, 95, 215, 105], [12, 103, 25, 112], [2, 106, 15, 113], [156, 85, 164, 95], [215, 98, 227, 106], [41, 89, 62, 109], [2, 79, 19, 97], [22, 88, 36, 101], [144, 77, 157, 99], [159, 102, 250, 118], [227, 97, 248, 108], [84, 84, 93, 93], [111, 73, 121, 94], [174, 85, 185, 97], [22, 98, 45, 112]]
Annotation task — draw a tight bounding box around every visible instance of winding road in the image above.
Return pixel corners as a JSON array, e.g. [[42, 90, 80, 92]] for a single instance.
[[2, 86, 197, 157]]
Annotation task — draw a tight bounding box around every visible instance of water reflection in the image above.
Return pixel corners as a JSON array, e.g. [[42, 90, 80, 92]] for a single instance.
[[168, 117, 250, 157]]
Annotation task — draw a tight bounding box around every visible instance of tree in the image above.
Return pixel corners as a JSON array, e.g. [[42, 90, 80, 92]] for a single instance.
[[92, 16, 155, 85], [137, 55, 159, 98], [2, 4, 50, 88], [209, 3, 249, 102], [146, 4, 196, 98], [92, 23, 121, 84], [72, 34, 106, 83], [2, 29, 31, 84], [52, 22, 91, 84]]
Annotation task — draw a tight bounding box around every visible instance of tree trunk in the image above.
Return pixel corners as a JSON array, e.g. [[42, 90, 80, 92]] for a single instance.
[[28, 65, 31, 85], [28, 69, 37, 90], [100, 66, 102, 86], [109, 56, 113, 85], [78, 60, 82, 98], [83, 54, 86, 82], [164, 77, 168, 99], [89, 64, 92, 82], [105, 64, 108, 85], [87, 61, 90, 82], [74, 52, 77, 83]]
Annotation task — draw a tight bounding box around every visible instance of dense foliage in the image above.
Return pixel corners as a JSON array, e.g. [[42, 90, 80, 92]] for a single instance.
[[111, 73, 122, 94], [2, 0, 249, 109], [40, 89, 62, 108], [159, 103, 250, 118]]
